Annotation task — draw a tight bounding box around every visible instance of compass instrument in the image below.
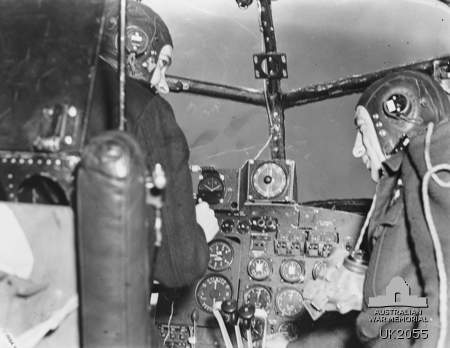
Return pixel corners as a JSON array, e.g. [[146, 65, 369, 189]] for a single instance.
[[252, 162, 287, 199], [244, 160, 297, 202]]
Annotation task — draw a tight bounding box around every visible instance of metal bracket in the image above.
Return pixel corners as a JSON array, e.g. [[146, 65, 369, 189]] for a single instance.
[[253, 53, 288, 80], [33, 103, 80, 153]]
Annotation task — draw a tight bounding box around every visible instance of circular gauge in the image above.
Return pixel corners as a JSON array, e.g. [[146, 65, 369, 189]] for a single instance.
[[248, 258, 272, 281], [208, 240, 234, 271], [243, 286, 272, 311], [195, 275, 233, 313], [197, 173, 225, 205], [252, 162, 287, 199], [275, 288, 303, 317], [311, 261, 327, 280], [280, 260, 305, 283]]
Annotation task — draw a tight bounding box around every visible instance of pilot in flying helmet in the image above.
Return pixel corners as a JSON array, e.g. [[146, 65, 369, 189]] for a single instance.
[[352, 70, 450, 182], [350, 71, 450, 346], [301, 71, 450, 348], [100, 0, 173, 94]]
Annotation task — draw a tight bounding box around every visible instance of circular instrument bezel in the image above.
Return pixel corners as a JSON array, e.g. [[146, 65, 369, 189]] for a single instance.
[[275, 287, 303, 318], [247, 257, 272, 281], [243, 285, 272, 311], [208, 239, 234, 271], [195, 274, 233, 313], [251, 162, 287, 199], [197, 171, 225, 205], [279, 259, 305, 283]]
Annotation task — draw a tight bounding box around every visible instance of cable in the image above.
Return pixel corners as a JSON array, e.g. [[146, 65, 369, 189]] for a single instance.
[[163, 301, 175, 345], [354, 193, 377, 251], [425, 123, 450, 188], [422, 123, 449, 348], [253, 134, 273, 160]]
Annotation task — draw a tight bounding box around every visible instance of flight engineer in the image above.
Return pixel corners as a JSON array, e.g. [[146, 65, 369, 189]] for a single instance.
[[300, 70, 450, 348]]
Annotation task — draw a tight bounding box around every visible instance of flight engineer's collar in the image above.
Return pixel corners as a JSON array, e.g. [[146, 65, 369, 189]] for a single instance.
[[381, 151, 404, 177]]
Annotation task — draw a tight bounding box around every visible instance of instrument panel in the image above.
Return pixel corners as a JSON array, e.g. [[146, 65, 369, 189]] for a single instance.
[[155, 160, 365, 348]]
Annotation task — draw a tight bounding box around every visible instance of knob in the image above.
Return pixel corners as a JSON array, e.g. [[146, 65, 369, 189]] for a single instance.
[[266, 217, 277, 231], [238, 304, 255, 331], [191, 309, 200, 324], [221, 299, 238, 326], [237, 220, 250, 234], [221, 219, 235, 234]]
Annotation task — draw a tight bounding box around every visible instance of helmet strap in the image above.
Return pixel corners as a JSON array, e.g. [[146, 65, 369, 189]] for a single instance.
[[390, 135, 410, 155]]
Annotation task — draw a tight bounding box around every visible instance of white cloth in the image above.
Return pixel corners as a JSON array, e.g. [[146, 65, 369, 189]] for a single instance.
[[0, 203, 33, 279]]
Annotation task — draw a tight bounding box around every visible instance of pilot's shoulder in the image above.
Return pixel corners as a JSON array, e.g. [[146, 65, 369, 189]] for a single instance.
[[145, 93, 175, 117]]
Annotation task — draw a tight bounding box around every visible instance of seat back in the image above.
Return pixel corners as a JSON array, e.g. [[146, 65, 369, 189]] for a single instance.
[[77, 130, 152, 348]]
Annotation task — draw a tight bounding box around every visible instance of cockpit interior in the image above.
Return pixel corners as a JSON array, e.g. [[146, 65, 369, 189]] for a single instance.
[[1, 0, 450, 347]]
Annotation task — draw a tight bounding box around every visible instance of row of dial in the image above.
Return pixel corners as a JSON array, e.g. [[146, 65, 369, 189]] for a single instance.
[[248, 257, 305, 283], [244, 285, 303, 317], [208, 240, 306, 284], [194, 274, 303, 317]]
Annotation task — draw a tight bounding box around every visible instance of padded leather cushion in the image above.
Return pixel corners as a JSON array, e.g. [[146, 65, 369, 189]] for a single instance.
[[77, 131, 151, 348]]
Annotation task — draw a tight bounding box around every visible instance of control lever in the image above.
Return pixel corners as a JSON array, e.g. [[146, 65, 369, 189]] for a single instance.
[[212, 302, 233, 348], [221, 300, 243, 348], [188, 309, 199, 348], [221, 299, 238, 326], [254, 308, 268, 348], [238, 304, 255, 348]]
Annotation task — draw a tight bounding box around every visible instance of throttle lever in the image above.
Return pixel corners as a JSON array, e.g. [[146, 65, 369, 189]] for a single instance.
[[238, 304, 255, 348], [212, 302, 233, 348], [221, 300, 243, 348]]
